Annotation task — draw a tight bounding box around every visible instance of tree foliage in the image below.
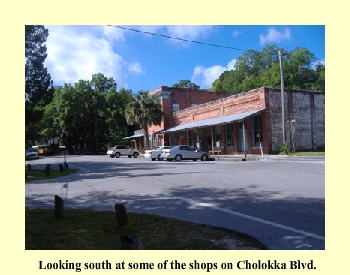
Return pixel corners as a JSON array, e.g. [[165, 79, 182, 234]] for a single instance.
[[212, 44, 325, 94], [25, 25, 53, 147], [41, 74, 135, 154], [172, 79, 200, 90], [125, 91, 163, 150]]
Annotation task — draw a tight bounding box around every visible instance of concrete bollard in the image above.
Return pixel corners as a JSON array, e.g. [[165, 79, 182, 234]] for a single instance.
[[115, 203, 128, 227], [54, 195, 64, 218], [120, 236, 143, 250], [45, 165, 50, 176]]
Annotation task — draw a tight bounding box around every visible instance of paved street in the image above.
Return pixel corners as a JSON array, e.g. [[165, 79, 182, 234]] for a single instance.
[[25, 154, 325, 250]]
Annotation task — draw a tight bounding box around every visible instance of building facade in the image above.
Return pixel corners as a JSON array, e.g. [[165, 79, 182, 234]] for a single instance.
[[133, 86, 325, 154]]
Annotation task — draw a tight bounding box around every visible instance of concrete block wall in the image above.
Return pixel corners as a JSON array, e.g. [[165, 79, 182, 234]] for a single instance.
[[268, 88, 325, 152]]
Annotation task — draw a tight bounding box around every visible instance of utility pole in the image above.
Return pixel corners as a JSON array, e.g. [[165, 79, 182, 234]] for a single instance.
[[278, 50, 286, 144]]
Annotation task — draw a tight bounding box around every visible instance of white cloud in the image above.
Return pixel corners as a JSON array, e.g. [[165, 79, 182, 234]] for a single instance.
[[232, 30, 242, 37], [191, 59, 236, 89], [165, 25, 213, 45], [44, 25, 143, 88], [260, 28, 291, 45], [128, 61, 144, 74], [312, 59, 325, 69]]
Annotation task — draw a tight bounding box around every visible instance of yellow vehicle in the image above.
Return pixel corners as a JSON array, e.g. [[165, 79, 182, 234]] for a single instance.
[[33, 143, 60, 155]]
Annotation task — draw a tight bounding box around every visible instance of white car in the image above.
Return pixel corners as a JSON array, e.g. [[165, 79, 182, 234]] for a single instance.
[[25, 148, 39, 159], [160, 145, 209, 162], [107, 145, 139, 158], [144, 146, 173, 161]]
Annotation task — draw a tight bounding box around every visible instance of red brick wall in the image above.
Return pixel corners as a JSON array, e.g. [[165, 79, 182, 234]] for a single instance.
[[148, 86, 230, 133], [171, 88, 267, 125]]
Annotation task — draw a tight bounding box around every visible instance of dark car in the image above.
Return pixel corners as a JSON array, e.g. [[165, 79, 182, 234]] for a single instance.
[[75, 148, 95, 155]]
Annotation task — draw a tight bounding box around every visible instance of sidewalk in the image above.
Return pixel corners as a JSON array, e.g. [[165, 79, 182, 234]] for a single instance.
[[209, 153, 283, 162]]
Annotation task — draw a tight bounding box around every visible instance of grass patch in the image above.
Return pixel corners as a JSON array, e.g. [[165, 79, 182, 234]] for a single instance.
[[25, 209, 266, 250], [25, 169, 78, 181], [290, 150, 325, 156], [272, 149, 325, 156]]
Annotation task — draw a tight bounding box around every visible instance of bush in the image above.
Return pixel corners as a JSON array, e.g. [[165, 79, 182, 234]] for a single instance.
[[279, 142, 289, 154]]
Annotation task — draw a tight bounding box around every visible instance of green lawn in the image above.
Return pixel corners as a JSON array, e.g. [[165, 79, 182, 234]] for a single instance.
[[25, 209, 266, 250], [25, 168, 78, 181]]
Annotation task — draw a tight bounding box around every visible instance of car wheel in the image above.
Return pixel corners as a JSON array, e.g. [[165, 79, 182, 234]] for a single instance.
[[128, 155, 132, 158], [201, 154, 208, 161], [175, 154, 182, 162], [115, 152, 121, 158], [110, 155, 115, 158], [167, 158, 172, 161], [192, 159, 197, 161], [133, 152, 138, 158], [151, 158, 156, 161]]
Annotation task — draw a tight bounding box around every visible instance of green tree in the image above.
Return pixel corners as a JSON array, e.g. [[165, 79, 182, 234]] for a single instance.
[[311, 63, 325, 91], [25, 25, 53, 147], [172, 79, 200, 89], [41, 73, 135, 154], [125, 91, 163, 150], [211, 44, 324, 94], [104, 87, 135, 147]]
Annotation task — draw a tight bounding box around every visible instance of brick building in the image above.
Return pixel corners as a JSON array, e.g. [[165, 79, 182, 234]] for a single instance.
[[129, 86, 325, 154]]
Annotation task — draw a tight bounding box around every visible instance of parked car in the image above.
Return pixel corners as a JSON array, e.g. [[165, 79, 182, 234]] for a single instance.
[[160, 145, 209, 162], [107, 145, 139, 158], [144, 146, 173, 161], [25, 148, 39, 159], [75, 148, 94, 155]]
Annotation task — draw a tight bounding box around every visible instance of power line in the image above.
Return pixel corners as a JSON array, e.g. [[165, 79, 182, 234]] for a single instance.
[[50, 27, 325, 64], [107, 25, 244, 51], [107, 25, 325, 63]]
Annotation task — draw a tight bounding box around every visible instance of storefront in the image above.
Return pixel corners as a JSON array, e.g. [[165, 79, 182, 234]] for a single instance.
[[149, 87, 324, 155]]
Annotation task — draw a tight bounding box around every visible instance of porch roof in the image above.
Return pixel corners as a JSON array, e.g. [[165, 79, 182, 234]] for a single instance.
[[122, 133, 144, 140], [162, 109, 264, 133]]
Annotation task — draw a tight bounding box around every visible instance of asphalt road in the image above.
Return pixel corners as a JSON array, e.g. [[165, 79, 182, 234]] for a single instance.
[[25, 154, 325, 250]]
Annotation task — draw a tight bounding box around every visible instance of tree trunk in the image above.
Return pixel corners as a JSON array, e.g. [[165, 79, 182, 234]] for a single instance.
[[143, 120, 150, 150]]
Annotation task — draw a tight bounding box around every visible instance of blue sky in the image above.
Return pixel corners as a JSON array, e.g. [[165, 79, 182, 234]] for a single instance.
[[44, 25, 325, 93]]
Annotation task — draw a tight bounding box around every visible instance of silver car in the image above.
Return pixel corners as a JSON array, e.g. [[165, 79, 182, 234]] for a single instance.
[[160, 145, 209, 162]]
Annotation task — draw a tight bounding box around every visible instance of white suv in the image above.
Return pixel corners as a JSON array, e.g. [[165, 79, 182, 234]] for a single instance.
[[107, 145, 139, 158]]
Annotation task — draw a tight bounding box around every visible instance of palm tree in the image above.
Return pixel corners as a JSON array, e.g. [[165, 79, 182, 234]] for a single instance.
[[125, 91, 163, 150]]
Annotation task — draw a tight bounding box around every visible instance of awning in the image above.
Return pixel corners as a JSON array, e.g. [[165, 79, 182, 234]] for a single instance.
[[122, 133, 144, 140], [162, 109, 264, 133]]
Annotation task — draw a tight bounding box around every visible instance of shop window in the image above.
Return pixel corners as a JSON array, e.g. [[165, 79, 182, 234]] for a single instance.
[[226, 123, 233, 147], [252, 114, 263, 146]]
